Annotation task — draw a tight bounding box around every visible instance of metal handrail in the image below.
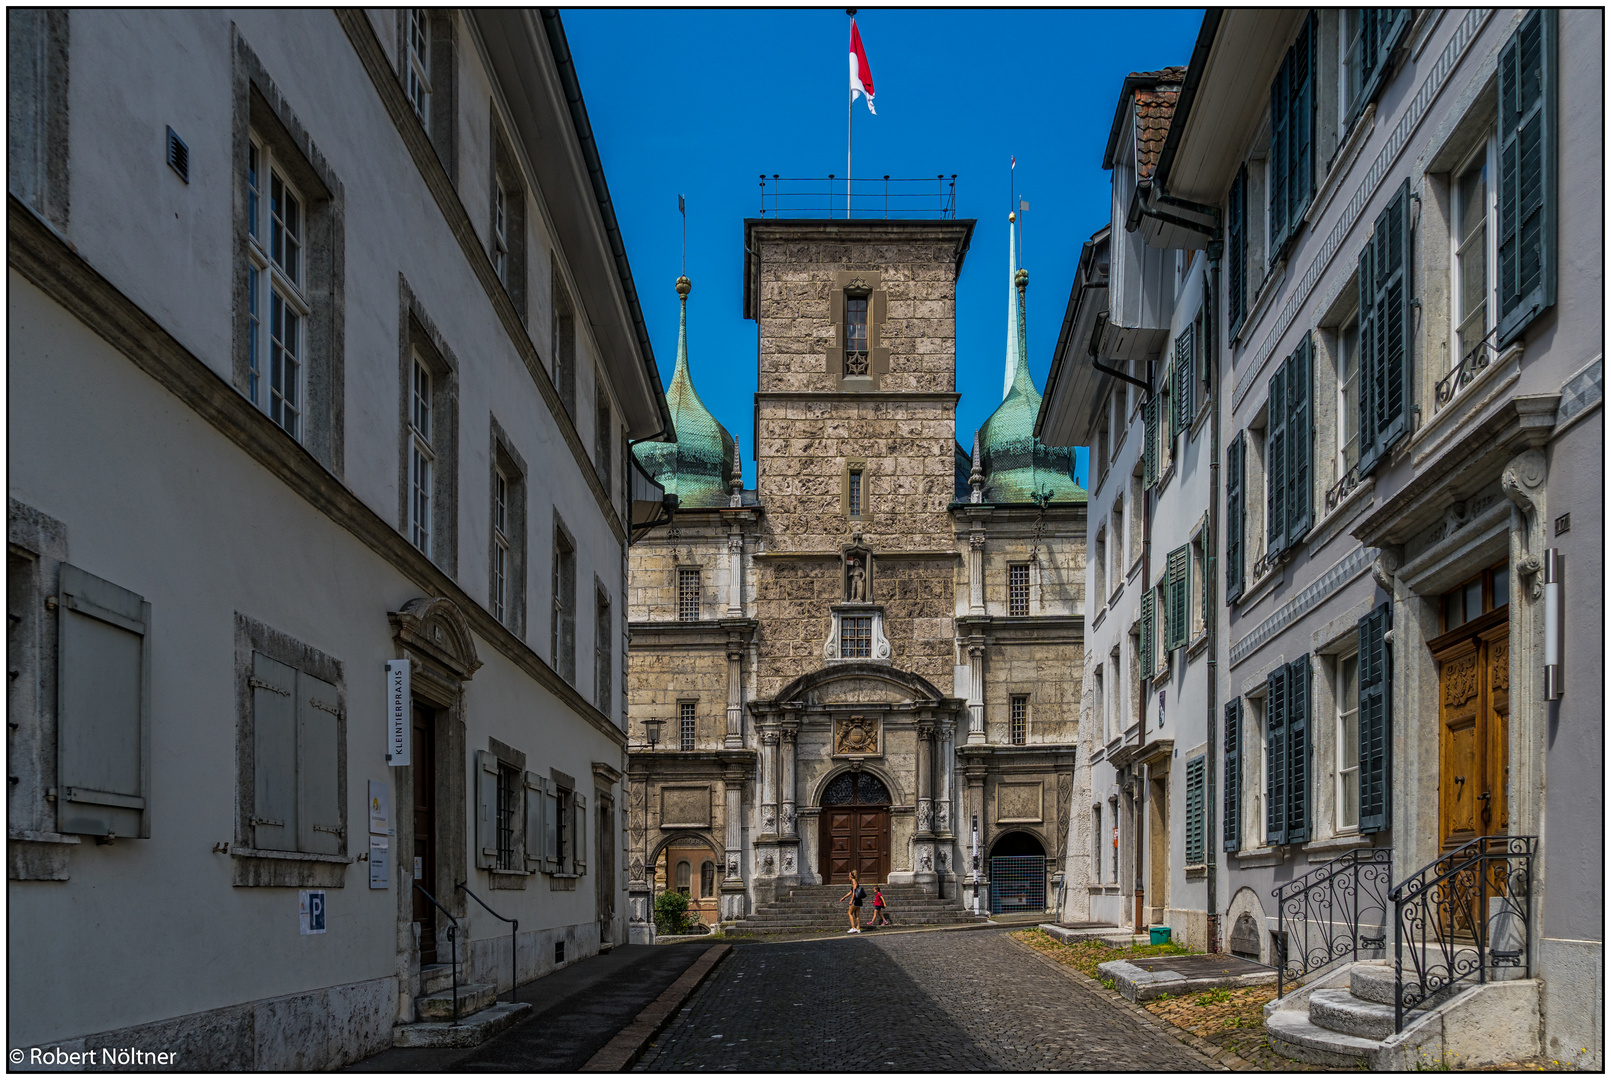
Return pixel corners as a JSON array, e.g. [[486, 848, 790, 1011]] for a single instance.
[[1325, 462, 1363, 513], [1434, 324, 1501, 411], [458, 881, 519, 1005], [414, 884, 462, 1023], [1271, 846, 1392, 996], [1389, 835, 1536, 1033], [758, 174, 958, 220]]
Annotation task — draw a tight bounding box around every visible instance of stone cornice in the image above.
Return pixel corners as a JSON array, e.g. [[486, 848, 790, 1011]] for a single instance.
[[754, 391, 961, 405], [8, 195, 625, 749]]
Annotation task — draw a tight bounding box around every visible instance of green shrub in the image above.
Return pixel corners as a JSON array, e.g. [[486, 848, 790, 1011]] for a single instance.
[[654, 889, 699, 934]]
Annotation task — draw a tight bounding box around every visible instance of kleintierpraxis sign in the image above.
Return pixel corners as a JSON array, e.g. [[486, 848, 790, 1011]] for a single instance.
[[386, 659, 410, 765]]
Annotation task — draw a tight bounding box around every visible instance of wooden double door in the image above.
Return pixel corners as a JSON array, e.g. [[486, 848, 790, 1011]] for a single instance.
[[1433, 605, 1509, 852], [819, 771, 892, 884]]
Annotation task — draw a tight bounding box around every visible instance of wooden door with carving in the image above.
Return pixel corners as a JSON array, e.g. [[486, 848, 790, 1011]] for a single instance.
[[1432, 563, 1511, 855], [819, 771, 891, 884]]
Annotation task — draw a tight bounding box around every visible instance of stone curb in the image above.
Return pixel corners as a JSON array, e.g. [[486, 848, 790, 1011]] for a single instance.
[[579, 944, 730, 1072], [1006, 934, 1260, 1073]]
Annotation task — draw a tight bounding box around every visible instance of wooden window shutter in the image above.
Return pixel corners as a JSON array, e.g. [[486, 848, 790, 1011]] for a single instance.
[[1356, 229, 1378, 469], [543, 778, 560, 872], [1143, 395, 1159, 487], [296, 671, 343, 855], [1496, 9, 1556, 347], [1139, 590, 1155, 677], [1226, 432, 1245, 602], [1265, 665, 1288, 844], [1355, 10, 1410, 120], [523, 770, 546, 871], [1266, 362, 1289, 556], [56, 564, 152, 839], [1185, 754, 1206, 865], [251, 651, 299, 851], [573, 792, 588, 874], [1223, 699, 1242, 853], [1228, 167, 1247, 337], [1165, 546, 1189, 651], [476, 750, 499, 869], [1286, 335, 1314, 542], [1361, 181, 1411, 474], [1288, 15, 1316, 228], [1269, 50, 1290, 251], [1357, 603, 1393, 834], [1175, 327, 1194, 436], [1285, 655, 1311, 844]]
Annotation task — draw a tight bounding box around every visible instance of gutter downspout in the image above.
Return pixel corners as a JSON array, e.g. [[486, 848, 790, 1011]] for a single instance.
[[1204, 239, 1223, 954], [1135, 355, 1154, 934]]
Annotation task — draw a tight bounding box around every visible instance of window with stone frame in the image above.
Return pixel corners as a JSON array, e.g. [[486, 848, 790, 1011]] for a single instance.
[[1108, 796, 1121, 881], [1108, 645, 1121, 741], [408, 355, 435, 555], [552, 516, 576, 683], [840, 616, 873, 659], [489, 115, 527, 318], [1095, 399, 1110, 483], [843, 459, 868, 519], [844, 292, 870, 374], [594, 583, 612, 715], [1092, 806, 1103, 879], [595, 379, 613, 491], [551, 257, 577, 416], [246, 133, 308, 442], [1336, 308, 1361, 476], [1010, 695, 1029, 746], [1093, 666, 1106, 742], [1092, 528, 1107, 610], [1128, 623, 1143, 728], [495, 760, 519, 870], [700, 860, 716, 898], [1335, 651, 1361, 833], [1127, 465, 1144, 569], [1110, 499, 1125, 599], [1450, 136, 1497, 377], [397, 9, 456, 179], [677, 567, 701, 621], [1189, 527, 1208, 641], [7, 11, 69, 230], [1008, 562, 1030, 617], [678, 700, 696, 751], [492, 465, 510, 622], [399, 287, 459, 572], [830, 271, 887, 388], [489, 418, 527, 636]]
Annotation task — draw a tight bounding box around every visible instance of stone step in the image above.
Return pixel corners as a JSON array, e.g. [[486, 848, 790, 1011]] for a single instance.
[[392, 1001, 531, 1049], [1347, 956, 1490, 1010], [419, 963, 456, 996], [417, 982, 498, 1022], [750, 902, 961, 914], [1309, 988, 1399, 1041], [731, 916, 981, 930], [1265, 1007, 1383, 1069]]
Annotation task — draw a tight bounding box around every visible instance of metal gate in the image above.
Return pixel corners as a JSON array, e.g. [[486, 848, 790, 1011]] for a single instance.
[[989, 856, 1047, 914]]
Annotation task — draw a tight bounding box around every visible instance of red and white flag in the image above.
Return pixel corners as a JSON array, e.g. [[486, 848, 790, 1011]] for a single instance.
[[850, 21, 876, 115]]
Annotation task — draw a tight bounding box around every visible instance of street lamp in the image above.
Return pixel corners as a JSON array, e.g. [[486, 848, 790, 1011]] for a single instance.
[[644, 718, 662, 750]]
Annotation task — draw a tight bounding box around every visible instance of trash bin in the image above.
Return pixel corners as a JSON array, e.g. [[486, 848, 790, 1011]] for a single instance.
[[1149, 926, 1173, 946]]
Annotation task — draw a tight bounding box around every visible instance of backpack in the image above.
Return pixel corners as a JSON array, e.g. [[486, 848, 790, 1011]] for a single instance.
[[854, 885, 866, 903]]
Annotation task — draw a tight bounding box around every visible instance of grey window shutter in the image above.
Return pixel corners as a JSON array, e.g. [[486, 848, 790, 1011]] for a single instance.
[[1228, 167, 1247, 337], [1266, 362, 1289, 556], [476, 750, 499, 869], [523, 770, 546, 871], [57, 565, 151, 839], [1176, 327, 1194, 434], [1352, 10, 1410, 123], [1285, 655, 1311, 844], [1185, 755, 1206, 865], [1222, 699, 1242, 853], [1496, 9, 1556, 347], [1269, 51, 1290, 251], [1143, 395, 1159, 487], [543, 778, 560, 873], [1165, 546, 1188, 651], [1288, 15, 1316, 227], [1362, 181, 1411, 473], [1356, 232, 1378, 470], [573, 792, 588, 875], [1265, 665, 1288, 845], [1357, 603, 1393, 834], [1139, 590, 1154, 677], [251, 651, 298, 851], [1226, 433, 1245, 602], [296, 671, 343, 855], [1287, 335, 1314, 541]]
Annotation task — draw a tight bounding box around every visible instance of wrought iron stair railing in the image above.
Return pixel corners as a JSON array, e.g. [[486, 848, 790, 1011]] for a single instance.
[[458, 880, 519, 1005], [1388, 834, 1536, 1033], [1271, 846, 1392, 996], [414, 884, 463, 1022]]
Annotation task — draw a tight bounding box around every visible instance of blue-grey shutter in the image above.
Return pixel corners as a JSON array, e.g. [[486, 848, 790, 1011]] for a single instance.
[[1165, 546, 1189, 651], [543, 778, 560, 872], [476, 750, 499, 869], [1288, 15, 1316, 227], [1496, 9, 1556, 347], [1266, 362, 1289, 556], [1357, 603, 1393, 834], [296, 671, 342, 855], [1228, 167, 1248, 337], [1174, 328, 1194, 437], [523, 770, 546, 871], [251, 651, 298, 851], [1269, 50, 1290, 251], [1361, 181, 1411, 474], [1265, 666, 1288, 845], [1286, 335, 1314, 542], [1356, 229, 1378, 467], [1185, 755, 1206, 865], [1223, 699, 1242, 852], [1139, 590, 1155, 677], [1285, 655, 1311, 844], [1355, 10, 1410, 120], [57, 565, 151, 839], [1143, 394, 1159, 487], [573, 792, 588, 874], [1226, 433, 1245, 602]]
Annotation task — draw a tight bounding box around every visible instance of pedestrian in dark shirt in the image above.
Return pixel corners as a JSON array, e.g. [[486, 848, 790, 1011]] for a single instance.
[[839, 871, 865, 933]]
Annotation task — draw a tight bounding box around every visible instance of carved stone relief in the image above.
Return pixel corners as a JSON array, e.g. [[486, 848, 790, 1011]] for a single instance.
[[1443, 654, 1479, 706], [833, 716, 880, 756]]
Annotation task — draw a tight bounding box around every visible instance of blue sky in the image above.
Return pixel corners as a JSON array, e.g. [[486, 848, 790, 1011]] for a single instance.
[[564, 8, 1204, 487]]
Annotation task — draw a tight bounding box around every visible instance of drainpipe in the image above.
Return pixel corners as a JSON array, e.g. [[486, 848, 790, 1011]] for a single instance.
[[1204, 240, 1223, 953], [1135, 356, 1154, 933]]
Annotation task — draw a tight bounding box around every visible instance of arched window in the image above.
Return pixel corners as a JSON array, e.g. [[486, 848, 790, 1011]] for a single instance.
[[675, 859, 691, 894], [822, 771, 891, 806], [700, 860, 716, 898]]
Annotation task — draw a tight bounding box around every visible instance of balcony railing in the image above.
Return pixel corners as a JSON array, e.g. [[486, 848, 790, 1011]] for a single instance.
[[1434, 325, 1501, 412], [758, 174, 958, 220], [1325, 462, 1363, 513], [1272, 847, 1392, 997]]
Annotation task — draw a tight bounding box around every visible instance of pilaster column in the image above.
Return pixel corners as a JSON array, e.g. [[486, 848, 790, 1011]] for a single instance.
[[963, 759, 990, 913], [626, 773, 653, 943], [724, 633, 744, 749], [968, 532, 986, 615], [759, 727, 779, 837], [935, 718, 955, 836], [915, 717, 935, 835], [780, 719, 798, 838], [726, 532, 744, 617], [719, 765, 748, 922], [966, 639, 986, 744]]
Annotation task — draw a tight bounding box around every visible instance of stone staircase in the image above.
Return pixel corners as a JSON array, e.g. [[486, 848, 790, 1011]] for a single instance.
[[1265, 959, 1540, 1069], [728, 883, 987, 935], [392, 961, 531, 1048]]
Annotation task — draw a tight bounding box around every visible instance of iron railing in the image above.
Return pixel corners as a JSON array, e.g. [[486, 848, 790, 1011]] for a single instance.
[[1434, 325, 1501, 411], [457, 880, 519, 1005], [414, 884, 462, 1023], [758, 174, 957, 220], [989, 855, 1048, 914], [1271, 847, 1392, 996], [1325, 462, 1364, 513], [1389, 835, 1536, 1033]]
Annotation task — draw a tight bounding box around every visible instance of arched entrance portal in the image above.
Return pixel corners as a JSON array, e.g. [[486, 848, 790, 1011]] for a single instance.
[[652, 837, 719, 930], [819, 771, 891, 884], [988, 832, 1047, 914]]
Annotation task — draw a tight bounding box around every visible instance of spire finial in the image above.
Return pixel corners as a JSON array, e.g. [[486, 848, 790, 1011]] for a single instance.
[[969, 429, 984, 503], [729, 437, 743, 507]]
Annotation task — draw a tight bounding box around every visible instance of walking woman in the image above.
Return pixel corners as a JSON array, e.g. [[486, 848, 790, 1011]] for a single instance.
[[839, 871, 866, 933]]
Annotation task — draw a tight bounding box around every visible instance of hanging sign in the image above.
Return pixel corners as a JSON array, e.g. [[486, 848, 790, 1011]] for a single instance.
[[386, 660, 410, 766]]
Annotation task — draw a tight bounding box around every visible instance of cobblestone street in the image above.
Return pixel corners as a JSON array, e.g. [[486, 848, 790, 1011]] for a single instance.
[[635, 929, 1210, 1071]]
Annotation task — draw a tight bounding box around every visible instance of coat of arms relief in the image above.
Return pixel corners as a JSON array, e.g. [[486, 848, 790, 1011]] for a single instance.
[[833, 716, 880, 757]]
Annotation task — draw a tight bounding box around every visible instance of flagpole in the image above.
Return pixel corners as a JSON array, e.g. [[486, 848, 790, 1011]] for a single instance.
[[847, 9, 855, 220]]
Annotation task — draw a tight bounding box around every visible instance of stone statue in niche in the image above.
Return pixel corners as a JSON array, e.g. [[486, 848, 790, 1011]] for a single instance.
[[834, 716, 879, 756], [761, 854, 775, 874], [937, 851, 947, 872], [920, 853, 932, 872], [783, 852, 795, 873], [846, 557, 866, 601]]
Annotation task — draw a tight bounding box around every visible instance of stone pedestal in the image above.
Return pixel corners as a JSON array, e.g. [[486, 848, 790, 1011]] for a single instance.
[[628, 883, 655, 944]]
